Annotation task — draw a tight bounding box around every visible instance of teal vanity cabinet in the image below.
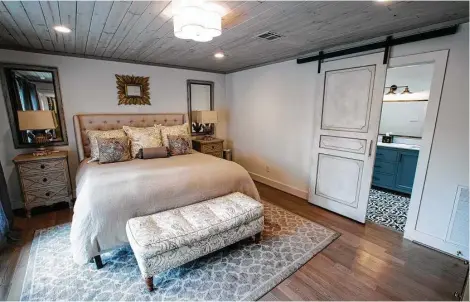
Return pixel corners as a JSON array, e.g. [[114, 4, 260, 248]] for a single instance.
[[372, 146, 419, 194]]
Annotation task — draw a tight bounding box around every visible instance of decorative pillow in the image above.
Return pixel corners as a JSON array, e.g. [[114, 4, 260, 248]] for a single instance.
[[86, 129, 127, 162], [167, 135, 192, 156], [137, 147, 169, 159], [123, 126, 163, 158], [160, 123, 190, 147], [96, 137, 131, 164]]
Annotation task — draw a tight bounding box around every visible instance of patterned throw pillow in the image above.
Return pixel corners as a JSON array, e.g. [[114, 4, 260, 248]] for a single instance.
[[160, 123, 190, 147], [96, 137, 131, 164], [123, 125, 163, 158], [86, 129, 127, 162], [167, 135, 192, 156]]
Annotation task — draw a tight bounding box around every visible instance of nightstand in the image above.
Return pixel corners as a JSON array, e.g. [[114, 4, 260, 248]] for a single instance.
[[192, 138, 224, 158], [13, 151, 73, 217]]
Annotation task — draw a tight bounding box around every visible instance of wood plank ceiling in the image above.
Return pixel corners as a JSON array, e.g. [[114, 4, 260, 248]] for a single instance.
[[0, 1, 468, 73]]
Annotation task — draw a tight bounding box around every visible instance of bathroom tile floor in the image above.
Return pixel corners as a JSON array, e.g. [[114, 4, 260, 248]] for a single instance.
[[367, 188, 410, 232]]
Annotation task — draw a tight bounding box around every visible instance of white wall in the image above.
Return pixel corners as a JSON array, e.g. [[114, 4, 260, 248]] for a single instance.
[[379, 101, 428, 137], [226, 60, 316, 197], [0, 50, 226, 209], [226, 23, 469, 207], [385, 63, 434, 92]]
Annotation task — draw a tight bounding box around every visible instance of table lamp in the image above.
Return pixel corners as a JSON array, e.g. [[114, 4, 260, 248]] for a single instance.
[[193, 110, 218, 140], [17, 110, 56, 155]]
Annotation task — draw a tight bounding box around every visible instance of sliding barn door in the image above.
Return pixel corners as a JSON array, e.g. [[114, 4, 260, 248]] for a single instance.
[[308, 53, 387, 223]]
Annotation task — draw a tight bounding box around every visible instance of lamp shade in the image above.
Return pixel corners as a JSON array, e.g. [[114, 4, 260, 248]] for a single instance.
[[17, 110, 56, 131], [193, 110, 218, 124]]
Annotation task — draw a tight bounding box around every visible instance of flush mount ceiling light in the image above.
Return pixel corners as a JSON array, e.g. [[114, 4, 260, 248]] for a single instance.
[[214, 52, 224, 59], [53, 25, 71, 33], [173, 0, 223, 42]]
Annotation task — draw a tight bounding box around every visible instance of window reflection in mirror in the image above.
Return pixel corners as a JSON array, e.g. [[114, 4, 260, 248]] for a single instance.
[[190, 84, 211, 111], [12, 70, 63, 144]]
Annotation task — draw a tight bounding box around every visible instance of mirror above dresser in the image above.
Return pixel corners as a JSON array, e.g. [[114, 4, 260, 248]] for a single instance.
[[186, 79, 215, 136], [0, 64, 68, 149]]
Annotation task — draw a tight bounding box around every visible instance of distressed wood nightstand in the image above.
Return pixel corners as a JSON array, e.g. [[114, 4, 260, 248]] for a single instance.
[[192, 138, 224, 158], [13, 151, 73, 217]]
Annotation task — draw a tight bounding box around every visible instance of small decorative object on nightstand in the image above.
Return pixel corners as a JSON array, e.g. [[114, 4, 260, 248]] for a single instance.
[[13, 151, 72, 218], [192, 138, 224, 158]]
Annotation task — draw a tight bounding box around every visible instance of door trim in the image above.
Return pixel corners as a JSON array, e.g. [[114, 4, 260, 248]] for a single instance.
[[393, 51, 452, 246]]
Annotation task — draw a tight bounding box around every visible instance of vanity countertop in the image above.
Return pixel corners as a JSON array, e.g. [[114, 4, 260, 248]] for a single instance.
[[377, 141, 420, 151]]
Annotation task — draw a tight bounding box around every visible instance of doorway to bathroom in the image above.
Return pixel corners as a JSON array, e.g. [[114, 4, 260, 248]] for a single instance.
[[366, 59, 437, 233]]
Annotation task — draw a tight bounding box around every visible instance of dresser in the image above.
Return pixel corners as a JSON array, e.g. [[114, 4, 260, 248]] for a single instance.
[[372, 146, 419, 194], [13, 151, 72, 217], [192, 138, 224, 158]]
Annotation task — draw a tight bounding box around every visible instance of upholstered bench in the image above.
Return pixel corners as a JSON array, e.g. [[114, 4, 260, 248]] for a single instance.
[[126, 192, 264, 291]]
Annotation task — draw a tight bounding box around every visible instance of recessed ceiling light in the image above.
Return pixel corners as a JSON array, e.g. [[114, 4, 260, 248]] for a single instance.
[[53, 25, 71, 33], [214, 52, 225, 59]]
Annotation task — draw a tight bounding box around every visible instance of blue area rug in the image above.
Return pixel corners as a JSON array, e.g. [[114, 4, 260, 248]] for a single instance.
[[19, 201, 339, 301]]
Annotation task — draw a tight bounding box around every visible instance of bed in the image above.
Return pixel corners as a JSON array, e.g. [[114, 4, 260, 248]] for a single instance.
[[70, 113, 260, 265]]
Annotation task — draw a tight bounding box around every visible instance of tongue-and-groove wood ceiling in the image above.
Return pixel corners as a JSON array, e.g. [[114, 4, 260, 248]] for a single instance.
[[0, 1, 468, 73]]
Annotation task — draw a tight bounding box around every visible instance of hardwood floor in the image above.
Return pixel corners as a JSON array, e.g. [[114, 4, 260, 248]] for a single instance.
[[255, 182, 468, 301], [1, 182, 468, 301]]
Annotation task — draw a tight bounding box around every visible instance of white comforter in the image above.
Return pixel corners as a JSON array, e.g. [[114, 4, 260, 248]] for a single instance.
[[70, 152, 260, 264]]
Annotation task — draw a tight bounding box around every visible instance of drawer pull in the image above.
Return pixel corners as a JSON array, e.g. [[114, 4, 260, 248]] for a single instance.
[[45, 192, 50, 197], [211, 145, 215, 149], [40, 164, 45, 169], [42, 178, 47, 182]]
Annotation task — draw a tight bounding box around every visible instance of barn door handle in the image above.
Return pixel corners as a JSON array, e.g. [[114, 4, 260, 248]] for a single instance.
[[368, 140, 373, 157]]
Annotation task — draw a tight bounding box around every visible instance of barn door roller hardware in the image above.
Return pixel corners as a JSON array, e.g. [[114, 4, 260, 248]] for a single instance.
[[297, 25, 458, 73]]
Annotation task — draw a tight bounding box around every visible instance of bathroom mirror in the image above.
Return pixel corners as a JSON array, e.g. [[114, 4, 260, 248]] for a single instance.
[[379, 63, 434, 138], [0, 64, 68, 148], [186, 79, 214, 135]]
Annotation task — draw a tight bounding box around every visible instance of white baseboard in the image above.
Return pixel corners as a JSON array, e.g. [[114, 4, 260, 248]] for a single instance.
[[249, 172, 308, 200]]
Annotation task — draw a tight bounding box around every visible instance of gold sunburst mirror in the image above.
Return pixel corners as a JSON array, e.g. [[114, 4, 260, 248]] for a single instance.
[[115, 74, 151, 105]]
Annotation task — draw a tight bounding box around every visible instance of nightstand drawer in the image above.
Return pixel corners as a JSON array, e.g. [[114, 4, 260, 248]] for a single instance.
[[201, 143, 223, 153], [13, 151, 72, 217], [24, 185, 69, 204], [21, 170, 68, 190], [18, 158, 65, 175], [205, 151, 223, 158]]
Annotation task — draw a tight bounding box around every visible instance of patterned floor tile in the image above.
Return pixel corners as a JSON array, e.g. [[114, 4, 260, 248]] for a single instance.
[[366, 188, 410, 233]]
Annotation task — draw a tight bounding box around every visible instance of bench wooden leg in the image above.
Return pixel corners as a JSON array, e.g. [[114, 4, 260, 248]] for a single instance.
[[145, 277, 154, 292], [94, 255, 103, 269], [254, 232, 262, 243]]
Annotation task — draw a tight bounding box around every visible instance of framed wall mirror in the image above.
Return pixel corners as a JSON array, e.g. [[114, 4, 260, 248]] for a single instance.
[[187, 80, 214, 136], [0, 64, 68, 149]]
